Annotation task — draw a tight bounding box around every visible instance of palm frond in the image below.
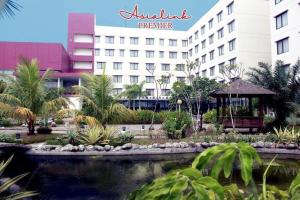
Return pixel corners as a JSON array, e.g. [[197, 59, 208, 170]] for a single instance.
[[0, 94, 21, 106], [0, 0, 22, 18]]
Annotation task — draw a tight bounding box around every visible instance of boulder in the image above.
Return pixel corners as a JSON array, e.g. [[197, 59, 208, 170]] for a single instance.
[[132, 144, 140, 150], [86, 145, 95, 151], [41, 145, 57, 151], [61, 144, 74, 152], [78, 145, 85, 152], [201, 142, 209, 148], [165, 143, 173, 148], [104, 145, 111, 151], [173, 143, 181, 148], [152, 143, 159, 148], [121, 143, 133, 150], [286, 143, 297, 150], [95, 145, 104, 151], [256, 141, 264, 148], [158, 144, 166, 149], [179, 142, 189, 148], [188, 142, 196, 148], [148, 145, 153, 149], [114, 146, 121, 151], [264, 142, 273, 148], [277, 143, 286, 149]]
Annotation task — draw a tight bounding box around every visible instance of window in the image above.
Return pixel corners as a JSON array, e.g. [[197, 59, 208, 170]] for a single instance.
[[105, 49, 114, 57], [161, 64, 170, 71], [227, 2, 234, 15], [130, 37, 139, 45], [113, 62, 122, 70], [169, 52, 177, 59], [209, 18, 214, 29], [229, 39, 236, 51], [164, 77, 170, 84], [202, 54, 206, 64], [146, 63, 155, 71], [210, 66, 215, 76], [217, 11, 223, 22], [202, 70, 207, 78], [229, 58, 237, 65], [189, 49, 193, 57], [195, 45, 199, 54], [277, 37, 289, 54], [159, 51, 164, 58], [146, 76, 155, 83], [201, 25, 206, 35], [161, 89, 171, 96], [209, 34, 214, 44], [177, 77, 185, 82], [120, 37, 125, 44], [119, 49, 125, 57], [276, 11, 288, 29], [218, 45, 224, 56], [146, 50, 154, 58], [95, 49, 100, 56], [130, 76, 139, 83], [182, 40, 188, 47], [146, 89, 154, 96], [189, 36, 193, 44], [275, 0, 283, 4], [97, 62, 106, 69], [113, 88, 122, 96], [182, 52, 188, 59], [219, 63, 225, 73], [209, 50, 215, 60], [113, 75, 122, 83], [159, 39, 164, 46], [130, 50, 139, 57], [146, 38, 154, 45], [130, 63, 139, 70], [228, 20, 235, 33], [195, 58, 200, 65], [195, 31, 199, 40], [105, 36, 114, 44], [218, 28, 224, 39], [95, 36, 100, 43], [201, 40, 206, 49], [176, 64, 185, 71], [169, 39, 177, 46]]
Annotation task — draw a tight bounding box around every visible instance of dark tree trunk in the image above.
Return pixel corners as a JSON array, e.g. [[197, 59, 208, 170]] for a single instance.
[[28, 119, 35, 135]]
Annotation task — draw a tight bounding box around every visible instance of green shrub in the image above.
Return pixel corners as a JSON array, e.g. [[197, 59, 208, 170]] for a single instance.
[[203, 109, 217, 124], [0, 133, 14, 143], [264, 133, 279, 143], [46, 137, 68, 146], [136, 110, 154, 124], [118, 132, 134, 143], [55, 118, 64, 125], [0, 119, 12, 127]]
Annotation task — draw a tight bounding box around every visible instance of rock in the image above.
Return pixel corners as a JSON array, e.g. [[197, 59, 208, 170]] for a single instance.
[[78, 145, 85, 152], [104, 145, 111, 151], [61, 144, 74, 152], [165, 143, 173, 148], [256, 141, 264, 148], [41, 145, 57, 151], [95, 145, 104, 151], [264, 142, 273, 148], [251, 143, 257, 148], [110, 146, 114, 151], [55, 145, 62, 151], [132, 144, 140, 150], [188, 142, 196, 148], [195, 143, 201, 148], [152, 143, 159, 148], [209, 142, 219, 147], [140, 145, 147, 149], [158, 144, 166, 149], [173, 143, 181, 148], [72, 146, 79, 152], [277, 143, 285, 149], [114, 146, 121, 151], [201, 142, 209, 148], [86, 145, 95, 151], [148, 145, 153, 149], [179, 142, 189, 148], [286, 143, 297, 149], [121, 143, 133, 150]]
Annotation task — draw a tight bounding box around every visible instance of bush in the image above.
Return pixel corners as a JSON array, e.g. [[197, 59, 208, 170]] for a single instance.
[[46, 137, 68, 146], [0, 133, 14, 143], [37, 127, 52, 134], [118, 132, 134, 143], [0, 119, 12, 127], [203, 109, 217, 124], [55, 118, 64, 125]]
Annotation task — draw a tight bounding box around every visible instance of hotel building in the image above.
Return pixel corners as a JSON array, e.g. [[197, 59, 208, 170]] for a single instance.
[[0, 0, 298, 109]]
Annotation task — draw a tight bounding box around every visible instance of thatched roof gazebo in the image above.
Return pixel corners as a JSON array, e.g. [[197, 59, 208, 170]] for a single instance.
[[211, 79, 276, 131]]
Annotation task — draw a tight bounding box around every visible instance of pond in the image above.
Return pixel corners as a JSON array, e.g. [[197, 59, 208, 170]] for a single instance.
[[0, 152, 300, 200]]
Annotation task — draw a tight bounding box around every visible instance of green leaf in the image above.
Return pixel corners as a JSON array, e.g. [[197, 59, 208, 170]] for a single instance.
[[239, 147, 253, 186]]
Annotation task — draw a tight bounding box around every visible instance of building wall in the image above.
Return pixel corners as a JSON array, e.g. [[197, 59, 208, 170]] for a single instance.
[[270, 0, 300, 65]]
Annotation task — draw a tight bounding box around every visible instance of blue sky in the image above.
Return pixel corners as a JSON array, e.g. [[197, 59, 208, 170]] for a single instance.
[[0, 0, 218, 47]]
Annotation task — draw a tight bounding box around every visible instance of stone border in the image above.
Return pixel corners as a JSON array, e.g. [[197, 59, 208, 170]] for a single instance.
[[2, 142, 300, 157]]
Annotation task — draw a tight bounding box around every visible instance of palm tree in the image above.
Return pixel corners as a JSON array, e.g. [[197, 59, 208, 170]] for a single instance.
[[135, 81, 147, 110], [247, 60, 300, 127], [0, 0, 22, 18], [123, 82, 147, 110], [75, 72, 133, 128], [0, 58, 69, 135]]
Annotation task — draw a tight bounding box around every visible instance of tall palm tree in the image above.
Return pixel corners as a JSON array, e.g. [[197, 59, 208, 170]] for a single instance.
[[247, 60, 300, 127], [0, 0, 21, 18], [75, 72, 133, 127], [136, 81, 147, 110], [123, 82, 147, 110], [0, 58, 69, 135]]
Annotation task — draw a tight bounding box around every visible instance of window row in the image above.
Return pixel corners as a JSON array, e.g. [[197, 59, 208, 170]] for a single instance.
[[200, 58, 236, 78], [113, 88, 172, 96], [110, 75, 184, 85]]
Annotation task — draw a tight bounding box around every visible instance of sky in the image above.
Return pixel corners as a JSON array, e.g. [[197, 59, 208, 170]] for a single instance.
[[0, 0, 218, 47]]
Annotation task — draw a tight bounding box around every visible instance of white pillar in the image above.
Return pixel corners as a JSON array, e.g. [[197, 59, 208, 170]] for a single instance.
[[78, 77, 82, 86], [57, 78, 61, 88]]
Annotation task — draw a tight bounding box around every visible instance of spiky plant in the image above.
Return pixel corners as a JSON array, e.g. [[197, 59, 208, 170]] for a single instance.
[[0, 58, 69, 135], [0, 0, 21, 18]]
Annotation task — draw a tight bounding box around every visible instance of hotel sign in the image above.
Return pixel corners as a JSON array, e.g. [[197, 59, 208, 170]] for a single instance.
[[119, 5, 192, 29]]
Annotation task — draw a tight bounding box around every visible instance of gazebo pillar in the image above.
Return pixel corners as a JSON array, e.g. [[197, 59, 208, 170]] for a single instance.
[[222, 97, 226, 121], [259, 97, 264, 117], [248, 97, 253, 116], [216, 97, 220, 122]]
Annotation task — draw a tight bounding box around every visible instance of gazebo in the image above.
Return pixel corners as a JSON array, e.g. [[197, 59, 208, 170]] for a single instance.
[[211, 79, 275, 131]]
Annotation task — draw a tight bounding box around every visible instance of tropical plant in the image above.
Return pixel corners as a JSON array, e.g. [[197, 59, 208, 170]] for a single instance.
[[74, 71, 133, 128], [0, 0, 21, 18], [247, 60, 300, 127], [78, 125, 116, 145], [0, 58, 69, 135], [273, 127, 300, 144], [203, 109, 217, 124], [0, 155, 38, 199], [123, 82, 147, 110], [0, 133, 14, 143], [67, 130, 78, 145]]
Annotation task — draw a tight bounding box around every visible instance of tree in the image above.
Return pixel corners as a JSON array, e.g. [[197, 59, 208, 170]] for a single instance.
[[122, 82, 146, 110], [74, 71, 133, 128], [0, 0, 22, 18], [0, 58, 69, 135], [247, 60, 300, 127]]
